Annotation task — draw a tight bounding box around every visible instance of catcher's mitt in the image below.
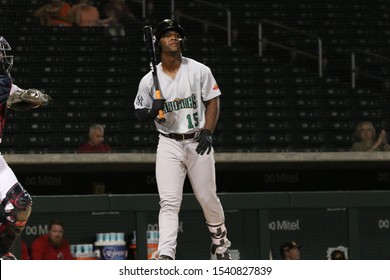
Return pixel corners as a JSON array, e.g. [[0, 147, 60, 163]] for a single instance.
[[7, 88, 52, 111]]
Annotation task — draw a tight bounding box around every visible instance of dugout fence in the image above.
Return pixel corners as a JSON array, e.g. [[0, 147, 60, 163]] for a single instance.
[[12, 191, 390, 260]]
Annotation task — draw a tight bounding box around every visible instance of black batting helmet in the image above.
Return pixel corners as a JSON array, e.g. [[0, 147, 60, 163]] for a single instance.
[[154, 19, 187, 51]]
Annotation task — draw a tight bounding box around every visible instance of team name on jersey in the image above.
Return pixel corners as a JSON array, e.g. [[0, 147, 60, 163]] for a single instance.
[[164, 93, 197, 112]]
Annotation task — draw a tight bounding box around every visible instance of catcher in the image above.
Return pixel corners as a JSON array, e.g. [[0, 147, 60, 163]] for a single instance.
[[0, 36, 51, 260]]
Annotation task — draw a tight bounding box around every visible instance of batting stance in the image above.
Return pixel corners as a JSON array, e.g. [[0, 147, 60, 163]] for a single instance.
[[0, 36, 51, 260], [134, 19, 231, 260]]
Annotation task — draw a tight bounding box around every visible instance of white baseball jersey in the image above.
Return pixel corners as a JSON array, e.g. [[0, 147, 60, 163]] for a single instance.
[[134, 57, 221, 134]]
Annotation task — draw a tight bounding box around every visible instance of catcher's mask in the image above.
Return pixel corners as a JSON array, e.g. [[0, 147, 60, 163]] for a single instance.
[[154, 19, 187, 52], [0, 36, 13, 77]]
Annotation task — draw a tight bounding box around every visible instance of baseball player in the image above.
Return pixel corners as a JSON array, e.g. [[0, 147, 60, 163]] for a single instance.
[[134, 19, 231, 260], [0, 36, 50, 260]]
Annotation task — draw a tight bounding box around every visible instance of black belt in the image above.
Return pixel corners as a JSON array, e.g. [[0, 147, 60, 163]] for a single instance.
[[160, 132, 196, 141]]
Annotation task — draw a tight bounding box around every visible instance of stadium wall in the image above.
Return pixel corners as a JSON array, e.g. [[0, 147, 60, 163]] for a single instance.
[[5, 152, 390, 194]]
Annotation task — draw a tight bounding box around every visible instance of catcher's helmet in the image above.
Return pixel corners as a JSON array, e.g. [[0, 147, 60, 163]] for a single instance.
[[0, 36, 13, 77], [154, 19, 187, 52]]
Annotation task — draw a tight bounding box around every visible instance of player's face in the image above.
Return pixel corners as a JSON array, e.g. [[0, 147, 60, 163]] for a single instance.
[[160, 31, 182, 53], [49, 224, 64, 247]]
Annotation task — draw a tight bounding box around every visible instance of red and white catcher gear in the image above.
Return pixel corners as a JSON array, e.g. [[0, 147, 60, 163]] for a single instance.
[[0, 183, 32, 257]]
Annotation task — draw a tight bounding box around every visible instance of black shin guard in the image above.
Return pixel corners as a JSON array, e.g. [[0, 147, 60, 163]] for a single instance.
[[0, 183, 32, 255]]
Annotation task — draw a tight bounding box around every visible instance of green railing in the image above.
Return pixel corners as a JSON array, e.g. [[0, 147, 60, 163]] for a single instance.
[[15, 191, 390, 260]]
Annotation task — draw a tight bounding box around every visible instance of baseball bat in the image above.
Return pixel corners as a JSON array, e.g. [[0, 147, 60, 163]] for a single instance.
[[143, 25, 165, 123]]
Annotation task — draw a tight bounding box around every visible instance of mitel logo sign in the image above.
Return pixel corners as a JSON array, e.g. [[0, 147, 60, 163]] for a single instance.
[[269, 219, 301, 231], [264, 172, 299, 184]]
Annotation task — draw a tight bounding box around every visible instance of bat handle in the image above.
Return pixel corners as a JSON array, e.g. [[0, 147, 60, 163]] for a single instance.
[[155, 89, 165, 122]]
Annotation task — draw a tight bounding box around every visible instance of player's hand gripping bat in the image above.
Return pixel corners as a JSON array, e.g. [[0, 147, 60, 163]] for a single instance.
[[143, 26, 165, 123]]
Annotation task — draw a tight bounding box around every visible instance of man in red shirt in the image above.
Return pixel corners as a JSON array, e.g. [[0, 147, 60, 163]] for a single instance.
[[78, 123, 112, 153], [30, 219, 73, 260]]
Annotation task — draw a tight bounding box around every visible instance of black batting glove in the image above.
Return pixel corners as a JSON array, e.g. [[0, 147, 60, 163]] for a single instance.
[[148, 98, 165, 118], [195, 129, 213, 155]]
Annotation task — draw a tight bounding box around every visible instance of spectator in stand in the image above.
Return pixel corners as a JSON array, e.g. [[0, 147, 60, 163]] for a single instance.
[[78, 123, 112, 153], [351, 121, 390, 151], [30, 219, 73, 260], [72, 0, 101, 27], [33, 0, 73, 27], [280, 241, 301, 260]]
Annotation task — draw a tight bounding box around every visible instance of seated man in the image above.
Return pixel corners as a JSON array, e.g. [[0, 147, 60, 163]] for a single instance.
[[78, 123, 112, 153], [30, 219, 73, 260]]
